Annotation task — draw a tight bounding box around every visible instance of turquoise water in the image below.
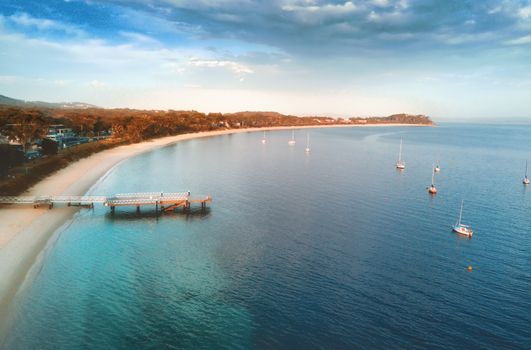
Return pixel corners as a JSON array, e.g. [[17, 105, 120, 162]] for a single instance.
[[2, 124, 530, 349]]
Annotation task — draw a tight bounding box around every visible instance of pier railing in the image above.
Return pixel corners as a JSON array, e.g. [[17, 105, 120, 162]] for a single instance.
[[0, 192, 212, 212]]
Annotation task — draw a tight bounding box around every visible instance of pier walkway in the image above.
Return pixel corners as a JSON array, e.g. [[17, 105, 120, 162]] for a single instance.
[[0, 192, 212, 213]]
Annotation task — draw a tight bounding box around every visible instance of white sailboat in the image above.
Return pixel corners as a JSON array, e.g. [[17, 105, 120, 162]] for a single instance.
[[428, 165, 437, 194], [305, 133, 310, 153], [523, 160, 529, 185], [261, 131, 266, 144], [396, 138, 405, 169], [452, 200, 473, 237], [288, 130, 296, 145]]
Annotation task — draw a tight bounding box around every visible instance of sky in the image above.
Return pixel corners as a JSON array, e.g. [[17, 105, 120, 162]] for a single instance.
[[1, 0, 531, 119]]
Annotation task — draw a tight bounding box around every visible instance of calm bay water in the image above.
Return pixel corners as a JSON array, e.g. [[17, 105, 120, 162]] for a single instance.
[[2, 124, 530, 349]]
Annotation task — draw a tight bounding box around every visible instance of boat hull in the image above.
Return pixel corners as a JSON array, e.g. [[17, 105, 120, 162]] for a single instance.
[[452, 225, 473, 237]]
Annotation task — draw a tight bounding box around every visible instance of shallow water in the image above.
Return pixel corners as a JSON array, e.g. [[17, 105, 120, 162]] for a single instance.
[[2, 124, 530, 349]]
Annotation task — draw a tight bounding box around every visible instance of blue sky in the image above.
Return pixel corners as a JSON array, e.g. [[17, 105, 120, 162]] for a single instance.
[[1, 0, 531, 119]]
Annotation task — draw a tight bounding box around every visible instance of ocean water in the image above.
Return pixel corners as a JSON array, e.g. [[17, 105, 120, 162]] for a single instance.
[[1, 123, 530, 349]]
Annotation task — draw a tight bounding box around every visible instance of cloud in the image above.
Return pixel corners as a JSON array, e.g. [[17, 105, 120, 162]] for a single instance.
[[119, 31, 160, 45], [2, 0, 531, 118], [53, 79, 71, 86], [506, 34, 531, 45], [6, 0, 528, 58], [188, 59, 254, 74], [281, 1, 358, 14], [78, 0, 529, 57], [89, 80, 107, 88], [7, 12, 85, 36], [517, 6, 531, 19]]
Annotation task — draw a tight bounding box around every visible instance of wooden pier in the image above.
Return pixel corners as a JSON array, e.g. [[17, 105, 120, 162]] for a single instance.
[[0, 192, 212, 213]]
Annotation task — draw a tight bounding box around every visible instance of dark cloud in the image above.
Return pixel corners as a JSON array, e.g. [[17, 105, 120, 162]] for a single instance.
[[82, 0, 531, 56], [3, 0, 531, 57]]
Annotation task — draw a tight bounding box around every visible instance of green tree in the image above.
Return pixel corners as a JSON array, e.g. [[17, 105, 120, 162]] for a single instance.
[[0, 144, 25, 177], [1, 110, 48, 152], [41, 138, 59, 155]]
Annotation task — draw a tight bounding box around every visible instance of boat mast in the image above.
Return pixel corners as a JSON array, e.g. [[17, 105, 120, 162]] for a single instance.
[[398, 138, 403, 163], [306, 133, 310, 148], [458, 200, 464, 225], [526, 160, 528, 178]]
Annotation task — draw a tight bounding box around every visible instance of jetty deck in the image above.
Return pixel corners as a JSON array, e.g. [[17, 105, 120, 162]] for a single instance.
[[0, 192, 212, 213]]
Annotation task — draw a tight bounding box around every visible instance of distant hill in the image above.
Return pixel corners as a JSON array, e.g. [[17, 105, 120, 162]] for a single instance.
[[0, 94, 98, 109], [350, 113, 433, 125]]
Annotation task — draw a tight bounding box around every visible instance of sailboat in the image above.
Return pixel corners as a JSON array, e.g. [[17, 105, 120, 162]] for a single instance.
[[396, 138, 405, 169], [305, 133, 310, 153], [261, 131, 266, 144], [428, 165, 437, 194], [452, 200, 473, 237], [523, 161, 529, 185], [288, 130, 296, 145]]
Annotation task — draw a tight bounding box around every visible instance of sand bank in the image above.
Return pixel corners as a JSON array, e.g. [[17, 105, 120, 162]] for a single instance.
[[0, 123, 427, 326]]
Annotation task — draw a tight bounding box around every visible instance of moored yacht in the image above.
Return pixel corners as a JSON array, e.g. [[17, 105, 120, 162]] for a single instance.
[[428, 165, 437, 194], [288, 130, 296, 145], [396, 138, 405, 169], [452, 200, 473, 237], [523, 160, 529, 185]]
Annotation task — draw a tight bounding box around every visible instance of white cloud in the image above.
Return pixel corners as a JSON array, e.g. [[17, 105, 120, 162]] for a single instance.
[[372, 0, 390, 7], [189, 59, 254, 74], [368, 9, 405, 23], [517, 6, 531, 19], [488, 6, 501, 15], [89, 80, 107, 88], [53, 79, 71, 86], [506, 34, 531, 45], [282, 1, 357, 13], [119, 31, 160, 45], [8, 13, 84, 36]]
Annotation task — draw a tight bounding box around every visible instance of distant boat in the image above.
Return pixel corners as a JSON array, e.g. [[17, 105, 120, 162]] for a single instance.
[[434, 162, 440, 172], [452, 200, 473, 237], [396, 138, 405, 169], [261, 131, 266, 144], [428, 165, 437, 194], [305, 133, 310, 153], [288, 130, 296, 145], [523, 161, 529, 185]]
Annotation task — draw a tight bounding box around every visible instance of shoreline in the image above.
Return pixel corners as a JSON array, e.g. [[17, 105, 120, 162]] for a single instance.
[[0, 123, 428, 331]]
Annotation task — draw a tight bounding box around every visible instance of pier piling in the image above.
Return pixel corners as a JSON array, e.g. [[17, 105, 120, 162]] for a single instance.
[[0, 192, 212, 214]]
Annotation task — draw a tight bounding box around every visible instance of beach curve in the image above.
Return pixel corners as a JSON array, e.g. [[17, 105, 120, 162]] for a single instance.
[[0, 123, 428, 332]]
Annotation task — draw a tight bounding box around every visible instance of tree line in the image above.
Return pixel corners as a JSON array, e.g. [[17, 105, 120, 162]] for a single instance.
[[0, 105, 432, 193]]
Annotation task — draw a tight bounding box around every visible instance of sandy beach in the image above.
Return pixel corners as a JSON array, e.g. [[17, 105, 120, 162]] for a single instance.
[[0, 123, 426, 325]]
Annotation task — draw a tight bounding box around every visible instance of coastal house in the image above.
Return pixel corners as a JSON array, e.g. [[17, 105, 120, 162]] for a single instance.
[[46, 124, 75, 142]]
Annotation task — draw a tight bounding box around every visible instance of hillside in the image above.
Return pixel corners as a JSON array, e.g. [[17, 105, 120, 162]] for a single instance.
[[0, 94, 98, 109]]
